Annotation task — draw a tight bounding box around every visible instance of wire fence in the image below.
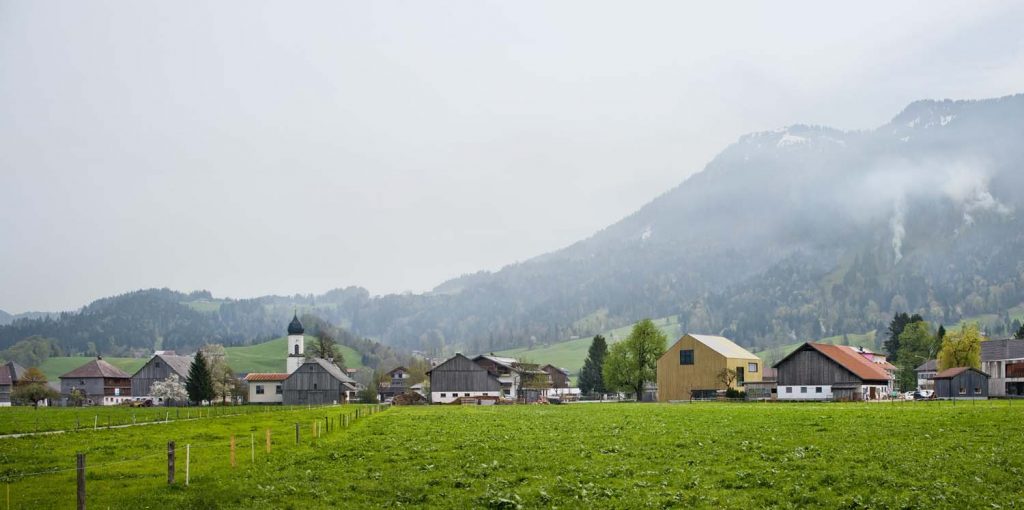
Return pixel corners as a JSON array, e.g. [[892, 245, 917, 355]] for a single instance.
[[0, 403, 391, 510]]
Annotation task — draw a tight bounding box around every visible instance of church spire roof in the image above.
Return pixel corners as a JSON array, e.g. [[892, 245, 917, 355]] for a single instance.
[[287, 313, 304, 335]]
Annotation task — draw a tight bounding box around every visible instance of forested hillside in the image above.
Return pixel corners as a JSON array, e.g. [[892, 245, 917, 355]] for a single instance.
[[3, 93, 1023, 357]]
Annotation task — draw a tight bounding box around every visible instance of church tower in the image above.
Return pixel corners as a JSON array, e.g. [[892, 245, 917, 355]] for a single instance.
[[286, 313, 305, 374]]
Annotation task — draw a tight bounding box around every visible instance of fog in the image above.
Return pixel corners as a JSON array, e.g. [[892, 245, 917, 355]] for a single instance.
[[1, 1, 1023, 312]]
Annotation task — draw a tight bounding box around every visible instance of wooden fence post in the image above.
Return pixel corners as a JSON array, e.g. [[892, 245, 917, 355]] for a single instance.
[[185, 444, 190, 486], [250, 434, 254, 463], [295, 423, 299, 445], [167, 441, 175, 485], [76, 452, 85, 510], [230, 435, 236, 468], [266, 429, 271, 453]]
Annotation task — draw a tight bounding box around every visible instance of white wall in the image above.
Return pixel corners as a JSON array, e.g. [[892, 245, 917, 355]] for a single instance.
[[777, 385, 833, 400], [431, 390, 497, 404], [248, 382, 284, 404]]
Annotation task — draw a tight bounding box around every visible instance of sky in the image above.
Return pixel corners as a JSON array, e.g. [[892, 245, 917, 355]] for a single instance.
[[1, 1, 1023, 313]]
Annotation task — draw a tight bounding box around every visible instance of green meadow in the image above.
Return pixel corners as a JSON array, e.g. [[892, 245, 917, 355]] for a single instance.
[[2, 401, 1022, 509]]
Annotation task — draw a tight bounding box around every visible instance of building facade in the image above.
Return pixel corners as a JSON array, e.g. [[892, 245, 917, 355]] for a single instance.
[[130, 352, 193, 401], [931, 367, 990, 399], [428, 354, 502, 404], [245, 373, 287, 403], [282, 358, 358, 405], [59, 357, 133, 406], [286, 313, 306, 375], [774, 343, 892, 401], [915, 360, 938, 390], [980, 339, 1024, 397], [378, 366, 411, 402], [656, 334, 763, 401], [0, 361, 26, 406]]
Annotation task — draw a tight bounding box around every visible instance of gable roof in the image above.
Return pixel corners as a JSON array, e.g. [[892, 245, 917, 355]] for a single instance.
[[0, 361, 26, 385], [687, 334, 760, 360], [915, 359, 938, 372], [981, 339, 1024, 361], [931, 367, 990, 379], [386, 366, 408, 376], [774, 343, 891, 382], [133, 353, 194, 378], [309, 358, 357, 384], [541, 364, 570, 376], [60, 358, 131, 379], [475, 355, 518, 368], [245, 373, 289, 382]]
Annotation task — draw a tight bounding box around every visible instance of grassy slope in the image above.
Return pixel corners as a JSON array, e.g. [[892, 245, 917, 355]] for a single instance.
[[39, 356, 147, 381], [224, 336, 363, 373], [2, 402, 1023, 508]]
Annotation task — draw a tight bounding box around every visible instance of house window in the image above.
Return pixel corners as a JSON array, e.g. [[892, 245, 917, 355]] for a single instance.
[[464, 393, 470, 397], [275, 385, 282, 395], [748, 363, 758, 373], [294, 344, 300, 355], [482, 393, 488, 396], [959, 386, 966, 395], [800, 387, 807, 393], [974, 387, 981, 395], [680, 350, 694, 365], [736, 367, 745, 385], [785, 387, 792, 393], [255, 385, 265, 395], [313, 383, 318, 390], [440, 393, 446, 398], [155, 361, 161, 368], [815, 387, 822, 393]]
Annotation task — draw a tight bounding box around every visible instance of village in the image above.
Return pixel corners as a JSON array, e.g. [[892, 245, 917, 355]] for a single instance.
[[3, 314, 1020, 409]]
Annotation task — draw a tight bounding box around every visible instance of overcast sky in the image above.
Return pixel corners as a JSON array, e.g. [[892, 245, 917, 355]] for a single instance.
[[2, 1, 1023, 313]]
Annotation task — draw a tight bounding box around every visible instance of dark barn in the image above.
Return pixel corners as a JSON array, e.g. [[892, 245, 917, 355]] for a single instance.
[[282, 358, 358, 405], [930, 367, 990, 399]]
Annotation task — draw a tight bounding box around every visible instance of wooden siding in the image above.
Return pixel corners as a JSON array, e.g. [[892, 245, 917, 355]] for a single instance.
[[776, 348, 860, 386], [430, 354, 501, 393], [656, 334, 762, 402], [131, 357, 177, 397], [934, 370, 990, 398], [282, 362, 346, 405], [543, 366, 569, 388]]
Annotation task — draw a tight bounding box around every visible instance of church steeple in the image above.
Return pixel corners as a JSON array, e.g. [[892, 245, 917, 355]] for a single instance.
[[287, 312, 304, 335], [286, 313, 305, 374]]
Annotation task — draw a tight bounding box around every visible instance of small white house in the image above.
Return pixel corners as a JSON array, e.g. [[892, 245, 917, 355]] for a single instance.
[[245, 373, 287, 404]]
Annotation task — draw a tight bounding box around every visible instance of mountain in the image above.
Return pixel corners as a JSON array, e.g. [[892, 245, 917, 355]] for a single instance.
[[3, 93, 1024, 357]]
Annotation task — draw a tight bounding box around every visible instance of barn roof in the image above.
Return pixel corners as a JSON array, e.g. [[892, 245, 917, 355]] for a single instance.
[[915, 359, 938, 372], [132, 353, 194, 379], [931, 367, 990, 379], [308, 358, 357, 384], [981, 339, 1024, 361], [386, 366, 408, 376], [0, 361, 26, 385], [60, 357, 131, 379], [541, 364, 570, 375], [688, 334, 760, 360], [774, 343, 891, 383], [245, 373, 289, 382]]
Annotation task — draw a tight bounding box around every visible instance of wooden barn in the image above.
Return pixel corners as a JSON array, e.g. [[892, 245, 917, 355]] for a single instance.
[[282, 358, 359, 405], [130, 352, 193, 401], [930, 367, 990, 399], [427, 354, 502, 404], [0, 361, 26, 407], [656, 334, 762, 402], [774, 343, 892, 401], [59, 357, 133, 406], [378, 366, 412, 402], [541, 365, 570, 389]]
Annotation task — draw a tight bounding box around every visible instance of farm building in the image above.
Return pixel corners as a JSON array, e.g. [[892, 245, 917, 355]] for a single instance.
[[655, 334, 763, 401], [774, 343, 893, 401], [130, 352, 194, 401], [245, 373, 287, 403], [472, 355, 548, 402], [930, 367, 990, 399], [58, 356, 133, 405], [282, 358, 359, 405], [378, 366, 412, 402], [980, 339, 1024, 397], [542, 364, 570, 389], [915, 359, 938, 390], [0, 361, 26, 406], [428, 354, 502, 404]]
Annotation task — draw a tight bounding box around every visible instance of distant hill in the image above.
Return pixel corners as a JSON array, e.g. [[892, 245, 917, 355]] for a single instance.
[[5, 93, 1024, 358]]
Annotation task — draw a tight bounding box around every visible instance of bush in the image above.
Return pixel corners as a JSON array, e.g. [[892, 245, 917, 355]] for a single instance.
[[725, 388, 746, 399]]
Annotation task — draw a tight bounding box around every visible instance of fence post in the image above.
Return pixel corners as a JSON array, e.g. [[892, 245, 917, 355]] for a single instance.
[[93, 416, 97, 431], [295, 423, 299, 445], [167, 441, 176, 484], [76, 452, 85, 510], [230, 435, 236, 468], [266, 429, 271, 454], [185, 444, 190, 486], [250, 434, 254, 463]]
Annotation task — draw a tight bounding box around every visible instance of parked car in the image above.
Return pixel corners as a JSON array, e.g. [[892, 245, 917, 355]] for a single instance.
[[913, 390, 935, 400], [903, 391, 915, 401]]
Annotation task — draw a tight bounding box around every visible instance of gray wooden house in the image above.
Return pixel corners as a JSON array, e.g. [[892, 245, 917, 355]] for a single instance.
[[0, 361, 26, 406], [773, 342, 892, 401], [930, 367, 990, 399], [541, 364, 570, 389], [427, 353, 501, 404], [130, 353, 194, 399], [282, 358, 359, 405], [59, 357, 132, 406]]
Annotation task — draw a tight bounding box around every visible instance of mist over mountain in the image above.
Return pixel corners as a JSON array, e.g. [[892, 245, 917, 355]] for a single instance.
[[2, 93, 1023, 357]]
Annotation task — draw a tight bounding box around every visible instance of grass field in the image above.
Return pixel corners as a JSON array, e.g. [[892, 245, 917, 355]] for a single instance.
[[0, 405, 317, 435], [35, 336, 364, 380], [2, 401, 1023, 508]]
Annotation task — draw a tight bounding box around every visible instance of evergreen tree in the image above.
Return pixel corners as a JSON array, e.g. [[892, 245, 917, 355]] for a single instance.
[[885, 312, 923, 358], [936, 324, 946, 342], [186, 351, 215, 403], [578, 335, 609, 395]]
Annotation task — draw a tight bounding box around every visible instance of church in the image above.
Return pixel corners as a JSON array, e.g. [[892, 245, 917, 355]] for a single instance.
[[244, 314, 360, 404]]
